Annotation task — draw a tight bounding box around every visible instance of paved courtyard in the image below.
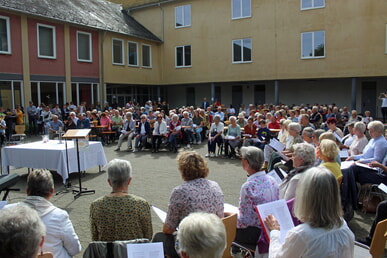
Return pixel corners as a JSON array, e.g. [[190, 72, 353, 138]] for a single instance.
[[3, 136, 377, 257]]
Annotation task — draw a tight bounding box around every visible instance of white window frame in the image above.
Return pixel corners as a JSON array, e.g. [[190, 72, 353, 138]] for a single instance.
[[76, 31, 92, 62], [142, 44, 152, 68], [37, 23, 56, 59], [385, 24, 387, 54], [112, 38, 124, 65], [300, 0, 325, 10], [301, 30, 325, 59], [232, 38, 252, 64], [128, 41, 139, 67], [232, 0, 251, 20], [175, 45, 192, 68], [175, 4, 191, 28], [0, 16, 11, 54]]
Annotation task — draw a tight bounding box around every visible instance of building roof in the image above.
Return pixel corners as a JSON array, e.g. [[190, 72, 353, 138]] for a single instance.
[[109, 0, 165, 9], [0, 0, 161, 42]]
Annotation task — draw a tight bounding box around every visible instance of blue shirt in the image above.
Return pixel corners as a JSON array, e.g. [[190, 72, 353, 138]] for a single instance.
[[354, 136, 387, 163], [76, 118, 91, 129]]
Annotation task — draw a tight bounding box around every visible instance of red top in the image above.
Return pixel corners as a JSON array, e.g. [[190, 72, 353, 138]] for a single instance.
[[268, 121, 281, 129], [244, 124, 257, 137]]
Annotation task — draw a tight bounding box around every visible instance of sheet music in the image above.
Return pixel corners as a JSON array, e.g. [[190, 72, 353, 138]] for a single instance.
[[340, 161, 354, 170], [224, 135, 236, 140], [378, 183, 387, 194], [269, 138, 285, 152], [224, 203, 239, 215], [339, 149, 349, 158], [151, 206, 167, 223], [127, 242, 164, 258], [257, 199, 295, 243], [333, 131, 342, 143], [355, 162, 378, 171], [268, 168, 287, 184]]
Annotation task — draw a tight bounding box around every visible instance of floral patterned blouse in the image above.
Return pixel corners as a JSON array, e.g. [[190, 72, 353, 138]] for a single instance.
[[165, 178, 224, 230], [238, 171, 279, 228]]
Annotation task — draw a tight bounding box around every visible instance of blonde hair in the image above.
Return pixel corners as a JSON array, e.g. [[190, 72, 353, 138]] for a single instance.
[[319, 139, 339, 161], [294, 167, 342, 229], [177, 151, 209, 181], [319, 132, 336, 142]]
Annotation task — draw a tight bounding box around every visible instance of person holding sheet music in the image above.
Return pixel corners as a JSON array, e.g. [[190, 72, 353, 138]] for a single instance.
[[255, 119, 271, 150], [153, 151, 224, 258], [339, 122, 355, 150], [348, 121, 368, 156], [234, 146, 279, 254], [242, 116, 257, 147], [206, 115, 224, 158], [344, 121, 387, 185], [279, 143, 315, 200], [264, 167, 354, 258], [318, 139, 342, 180], [326, 117, 344, 140]]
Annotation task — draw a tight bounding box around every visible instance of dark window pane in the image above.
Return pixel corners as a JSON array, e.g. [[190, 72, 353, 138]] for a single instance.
[[113, 39, 123, 64], [176, 46, 183, 66], [128, 42, 138, 66], [0, 18, 9, 52], [39, 26, 54, 57], [233, 40, 242, 62], [78, 33, 90, 61], [184, 45, 191, 66]]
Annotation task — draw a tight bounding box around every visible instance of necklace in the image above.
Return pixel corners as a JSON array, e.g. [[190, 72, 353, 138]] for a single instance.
[[110, 191, 128, 194]]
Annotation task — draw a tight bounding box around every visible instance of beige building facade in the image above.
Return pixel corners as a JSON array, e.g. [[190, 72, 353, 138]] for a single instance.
[[107, 0, 387, 117]]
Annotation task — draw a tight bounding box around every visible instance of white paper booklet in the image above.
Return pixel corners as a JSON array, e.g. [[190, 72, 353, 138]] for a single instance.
[[333, 131, 343, 143], [268, 138, 285, 152], [340, 161, 354, 170], [268, 168, 287, 184], [127, 242, 164, 258], [151, 206, 167, 223], [355, 162, 378, 171], [257, 199, 295, 243], [339, 149, 349, 159], [378, 183, 387, 194], [224, 203, 239, 215]]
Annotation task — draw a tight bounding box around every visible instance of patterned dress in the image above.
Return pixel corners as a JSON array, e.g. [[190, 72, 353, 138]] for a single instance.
[[238, 171, 279, 228], [165, 178, 224, 230], [90, 194, 153, 241]]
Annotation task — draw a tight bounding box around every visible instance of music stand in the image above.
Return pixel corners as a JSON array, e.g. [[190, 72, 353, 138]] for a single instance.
[[62, 129, 95, 199]]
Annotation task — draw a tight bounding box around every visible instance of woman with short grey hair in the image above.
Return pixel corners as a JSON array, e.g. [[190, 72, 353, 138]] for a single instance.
[[279, 143, 316, 200], [0, 205, 45, 258], [176, 212, 226, 258], [349, 121, 368, 156], [90, 159, 152, 241], [234, 146, 279, 253]]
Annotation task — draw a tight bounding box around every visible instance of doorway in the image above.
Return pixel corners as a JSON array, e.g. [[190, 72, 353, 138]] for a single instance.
[[361, 81, 376, 117]]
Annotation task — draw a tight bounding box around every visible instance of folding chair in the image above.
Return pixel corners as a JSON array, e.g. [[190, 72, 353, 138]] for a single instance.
[[354, 218, 387, 258], [222, 213, 237, 258]]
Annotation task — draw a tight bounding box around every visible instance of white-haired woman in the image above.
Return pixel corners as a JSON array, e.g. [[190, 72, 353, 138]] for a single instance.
[[348, 121, 368, 156], [206, 115, 224, 158], [176, 212, 226, 258], [279, 143, 315, 200], [168, 114, 181, 153], [90, 159, 152, 241], [264, 167, 354, 257]]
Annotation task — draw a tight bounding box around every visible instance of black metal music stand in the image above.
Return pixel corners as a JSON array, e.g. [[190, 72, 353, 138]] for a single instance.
[[62, 129, 95, 199]]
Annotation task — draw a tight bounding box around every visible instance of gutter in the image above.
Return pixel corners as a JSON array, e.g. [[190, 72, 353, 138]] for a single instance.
[[126, 0, 178, 13]]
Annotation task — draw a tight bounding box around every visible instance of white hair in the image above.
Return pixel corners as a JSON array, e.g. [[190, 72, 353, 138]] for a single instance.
[[177, 212, 226, 258], [107, 159, 132, 188]]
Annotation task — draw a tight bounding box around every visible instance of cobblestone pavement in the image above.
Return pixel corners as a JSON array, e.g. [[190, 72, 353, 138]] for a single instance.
[[3, 137, 376, 257]]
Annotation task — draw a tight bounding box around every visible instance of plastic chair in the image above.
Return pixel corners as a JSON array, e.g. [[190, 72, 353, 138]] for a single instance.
[[222, 213, 237, 258], [354, 218, 387, 258], [9, 124, 26, 144]]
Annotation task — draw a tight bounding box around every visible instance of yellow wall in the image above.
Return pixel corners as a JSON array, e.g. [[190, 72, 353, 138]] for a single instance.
[[101, 32, 162, 85], [127, 0, 387, 84]]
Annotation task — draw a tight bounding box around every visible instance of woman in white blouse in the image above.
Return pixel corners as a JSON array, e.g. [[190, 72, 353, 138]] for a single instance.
[[349, 121, 368, 156], [264, 167, 354, 258]]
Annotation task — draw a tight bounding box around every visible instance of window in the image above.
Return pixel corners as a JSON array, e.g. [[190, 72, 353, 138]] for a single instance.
[[37, 24, 56, 59], [232, 0, 251, 19], [77, 31, 92, 62], [142, 44, 152, 68], [301, 30, 325, 59], [176, 45, 191, 68], [301, 0, 325, 10], [232, 38, 252, 63], [0, 16, 11, 54], [112, 38, 124, 65], [175, 4, 191, 28], [128, 41, 138, 66]]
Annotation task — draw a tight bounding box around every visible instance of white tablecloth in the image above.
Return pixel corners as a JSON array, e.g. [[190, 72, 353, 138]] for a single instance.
[[1, 140, 107, 183]]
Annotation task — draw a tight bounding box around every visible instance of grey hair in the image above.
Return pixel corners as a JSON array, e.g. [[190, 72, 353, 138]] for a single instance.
[[213, 115, 221, 121], [240, 146, 264, 171], [140, 114, 147, 119], [177, 212, 226, 258], [293, 143, 316, 166], [354, 121, 366, 133], [27, 169, 54, 198], [107, 159, 132, 188], [368, 120, 384, 134], [294, 167, 342, 229], [288, 122, 302, 134], [126, 112, 133, 117], [312, 129, 325, 140], [0, 204, 46, 258], [229, 116, 236, 122], [302, 127, 314, 138]]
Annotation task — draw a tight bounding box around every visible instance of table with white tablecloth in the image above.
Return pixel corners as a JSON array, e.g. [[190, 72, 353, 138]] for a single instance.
[[1, 140, 107, 183]]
